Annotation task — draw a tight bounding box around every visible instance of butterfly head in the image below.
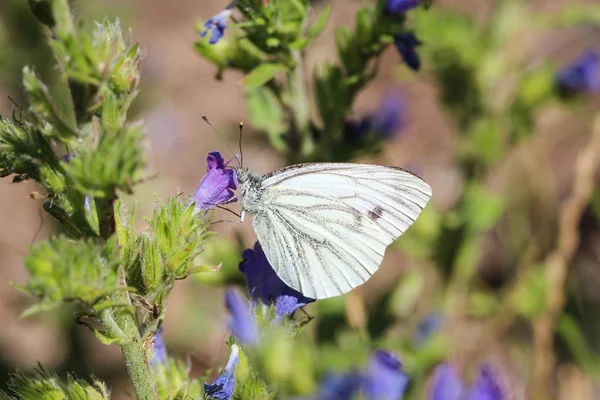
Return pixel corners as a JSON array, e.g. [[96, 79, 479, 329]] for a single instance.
[[236, 168, 261, 185]]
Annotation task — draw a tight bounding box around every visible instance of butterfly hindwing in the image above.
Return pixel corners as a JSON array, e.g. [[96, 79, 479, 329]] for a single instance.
[[251, 163, 432, 299]]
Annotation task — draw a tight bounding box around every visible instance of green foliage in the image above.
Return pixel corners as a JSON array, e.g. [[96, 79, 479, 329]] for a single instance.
[[3, 368, 109, 400], [19, 236, 121, 317], [152, 359, 202, 399]]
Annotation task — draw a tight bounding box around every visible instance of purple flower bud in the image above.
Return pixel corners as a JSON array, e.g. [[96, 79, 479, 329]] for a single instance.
[[556, 50, 600, 94], [204, 344, 239, 400], [151, 327, 167, 365], [224, 288, 259, 346], [430, 363, 504, 400], [363, 350, 409, 400], [394, 33, 422, 71], [239, 242, 315, 320], [386, 0, 419, 15], [200, 9, 233, 45], [190, 152, 237, 212]]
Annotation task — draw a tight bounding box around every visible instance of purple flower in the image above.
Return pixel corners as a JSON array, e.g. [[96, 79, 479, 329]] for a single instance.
[[386, 0, 419, 14], [225, 288, 259, 346], [394, 33, 422, 71], [191, 152, 237, 212], [557, 50, 600, 94], [314, 371, 363, 400], [372, 94, 406, 139], [363, 350, 409, 400], [343, 94, 406, 141], [204, 344, 239, 400], [151, 327, 167, 365], [430, 363, 503, 400], [200, 9, 233, 45], [239, 242, 315, 320]]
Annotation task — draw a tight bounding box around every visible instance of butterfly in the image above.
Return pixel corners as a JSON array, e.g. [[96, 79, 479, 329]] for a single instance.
[[235, 163, 432, 299]]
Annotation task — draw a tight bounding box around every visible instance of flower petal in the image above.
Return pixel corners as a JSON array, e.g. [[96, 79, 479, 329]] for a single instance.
[[239, 242, 315, 319], [363, 350, 409, 400], [190, 151, 237, 211], [150, 327, 167, 365], [204, 344, 240, 400], [225, 288, 259, 345], [429, 363, 465, 400]]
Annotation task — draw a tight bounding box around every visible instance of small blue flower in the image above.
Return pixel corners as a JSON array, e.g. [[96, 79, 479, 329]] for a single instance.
[[239, 242, 315, 320], [386, 0, 419, 15], [224, 288, 259, 346], [394, 33, 422, 71], [430, 363, 503, 400], [191, 152, 237, 212], [204, 344, 240, 400], [363, 350, 409, 400], [556, 50, 600, 94], [200, 9, 233, 45], [151, 327, 167, 365]]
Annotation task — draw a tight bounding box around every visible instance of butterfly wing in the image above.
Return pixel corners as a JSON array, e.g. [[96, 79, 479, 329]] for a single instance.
[[252, 163, 432, 299]]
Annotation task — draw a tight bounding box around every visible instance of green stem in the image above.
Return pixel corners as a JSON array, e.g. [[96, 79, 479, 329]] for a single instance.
[[101, 308, 159, 400]]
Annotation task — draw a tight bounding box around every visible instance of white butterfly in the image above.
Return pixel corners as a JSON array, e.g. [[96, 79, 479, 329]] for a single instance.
[[234, 163, 432, 300]]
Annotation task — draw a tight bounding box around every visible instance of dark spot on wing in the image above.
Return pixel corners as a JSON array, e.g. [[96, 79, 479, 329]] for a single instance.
[[368, 206, 384, 221]]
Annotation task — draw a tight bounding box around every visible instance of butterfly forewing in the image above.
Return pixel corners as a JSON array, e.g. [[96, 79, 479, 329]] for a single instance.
[[250, 163, 432, 299]]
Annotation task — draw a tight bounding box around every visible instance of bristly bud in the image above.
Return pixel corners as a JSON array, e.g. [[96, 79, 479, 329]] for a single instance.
[[19, 236, 121, 318]]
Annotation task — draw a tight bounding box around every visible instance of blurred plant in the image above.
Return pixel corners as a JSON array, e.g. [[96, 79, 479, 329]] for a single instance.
[[2, 0, 600, 399], [195, 0, 423, 163]]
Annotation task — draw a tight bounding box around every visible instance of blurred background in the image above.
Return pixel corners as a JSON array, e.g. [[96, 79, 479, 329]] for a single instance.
[[0, 0, 600, 399]]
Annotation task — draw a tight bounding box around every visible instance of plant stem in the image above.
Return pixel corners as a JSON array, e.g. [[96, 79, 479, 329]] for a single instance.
[[101, 308, 160, 400], [97, 192, 158, 400]]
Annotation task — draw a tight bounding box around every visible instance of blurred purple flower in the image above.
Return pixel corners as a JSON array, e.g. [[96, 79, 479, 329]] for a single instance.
[[394, 33, 422, 71], [386, 0, 419, 14], [343, 94, 406, 141], [200, 8, 233, 44], [363, 350, 409, 400], [191, 151, 237, 212], [373, 94, 406, 139], [239, 242, 315, 320], [225, 288, 259, 346], [314, 371, 363, 400], [556, 50, 600, 94], [413, 313, 443, 346], [151, 327, 167, 365], [204, 344, 239, 400], [430, 363, 503, 400]]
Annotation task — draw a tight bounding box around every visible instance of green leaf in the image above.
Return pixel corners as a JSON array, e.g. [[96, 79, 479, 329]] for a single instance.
[[462, 183, 505, 232], [244, 63, 288, 89], [510, 264, 547, 318], [557, 314, 600, 375], [245, 87, 287, 152], [308, 6, 330, 39]]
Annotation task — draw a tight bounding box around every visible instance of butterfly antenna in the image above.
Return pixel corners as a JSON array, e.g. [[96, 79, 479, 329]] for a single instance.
[[238, 122, 244, 168], [202, 114, 241, 167]]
